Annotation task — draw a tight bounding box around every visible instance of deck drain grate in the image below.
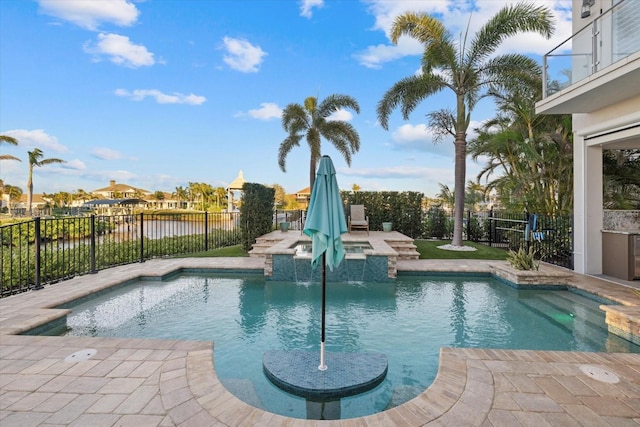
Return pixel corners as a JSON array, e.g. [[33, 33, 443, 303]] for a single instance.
[[65, 349, 97, 362], [579, 365, 620, 383]]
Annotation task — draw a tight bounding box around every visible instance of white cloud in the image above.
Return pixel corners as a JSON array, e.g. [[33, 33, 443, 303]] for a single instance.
[[2, 129, 68, 153], [327, 109, 354, 121], [84, 33, 155, 68], [92, 147, 123, 160], [388, 120, 483, 154], [339, 165, 450, 180], [38, 0, 139, 31], [60, 159, 86, 170], [357, 0, 573, 68], [221, 37, 267, 73], [246, 103, 282, 120], [354, 40, 419, 69], [300, 0, 323, 18], [392, 123, 435, 145], [115, 89, 206, 105]]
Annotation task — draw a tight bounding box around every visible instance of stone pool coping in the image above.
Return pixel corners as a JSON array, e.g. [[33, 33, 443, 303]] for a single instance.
[[2, 257, 640, 425]]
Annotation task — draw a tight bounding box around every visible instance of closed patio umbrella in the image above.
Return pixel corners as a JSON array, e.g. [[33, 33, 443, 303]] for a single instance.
[[303, 155, 347, 370]]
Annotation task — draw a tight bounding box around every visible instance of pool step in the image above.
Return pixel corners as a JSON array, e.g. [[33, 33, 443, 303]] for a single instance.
[[385, 239, 420, 260], [249, 236, 282, 257], [221, 379, 265, 410]]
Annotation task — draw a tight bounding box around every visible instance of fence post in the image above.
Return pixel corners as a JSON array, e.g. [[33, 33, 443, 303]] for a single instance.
[[33, 217, 43, 290], [90, 215, 97, 273], [488, 207, 493, 247], [204, 212, 209, 252], [139, 212, 145, 263], [524, 212, 530, 253]]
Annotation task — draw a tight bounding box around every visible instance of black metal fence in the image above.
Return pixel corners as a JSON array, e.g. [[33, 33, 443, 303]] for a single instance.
[[486, 210, 573, 270], [423, 208, 573, 269], [1, 208, 574, 297], [0, 212, 241, 297], [274, 209, 306, 231]]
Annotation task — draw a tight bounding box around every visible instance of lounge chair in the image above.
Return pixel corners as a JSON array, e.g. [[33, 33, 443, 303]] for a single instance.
[[348, 205, 369, 235]]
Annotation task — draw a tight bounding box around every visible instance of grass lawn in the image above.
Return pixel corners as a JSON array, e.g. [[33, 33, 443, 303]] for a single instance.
[[414, 240, 508, 260], [187, 240, 508, 260]]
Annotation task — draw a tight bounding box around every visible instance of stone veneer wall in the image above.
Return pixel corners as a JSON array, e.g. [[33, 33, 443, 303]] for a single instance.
[[603, 210, 640, 231]]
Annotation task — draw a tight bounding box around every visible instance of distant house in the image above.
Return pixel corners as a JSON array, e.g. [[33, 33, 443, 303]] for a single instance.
[[84, 180, 151, 214], [91, 180, 151, 200], [294, 187, 310, 208], [226, 171, 246, 212], [147, 191, 187, 210], [9, 194, 50, 216]]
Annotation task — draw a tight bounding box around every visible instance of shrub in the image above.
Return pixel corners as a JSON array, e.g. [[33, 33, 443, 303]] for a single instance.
[[506, 246, 540, 271]]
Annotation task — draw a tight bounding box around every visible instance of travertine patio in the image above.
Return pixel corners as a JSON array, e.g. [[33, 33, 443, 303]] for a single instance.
[[2, 249, 640, 426]]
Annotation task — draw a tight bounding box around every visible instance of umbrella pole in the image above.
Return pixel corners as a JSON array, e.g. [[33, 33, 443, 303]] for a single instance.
[[319, 252, 327, 371]]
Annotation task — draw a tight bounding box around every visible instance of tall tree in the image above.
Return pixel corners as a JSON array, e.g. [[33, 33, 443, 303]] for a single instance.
[[435, 183, 455, 210], [468, 72, 573, 214], [3, 184, 22, 215], [278, 94, 360, 190], [214, 186, 227, 209], [377, 3, 554, 246], [173, 186, 189, 209], [272, 183, 287, 208], [0, 135, 21, 161], [26, 148, 65, 216]]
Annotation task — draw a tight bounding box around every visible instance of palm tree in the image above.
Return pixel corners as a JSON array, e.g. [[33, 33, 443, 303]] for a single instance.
[[214, 186, 227, 209], [376, 3, 554, 247], [468, 72, 573, 214], [26, 148, 65, 216], [278, 94, 360, 190], [3, 184, 22, 216], [0, 135, 21, 161], [435, 183, 455, 210], [173, 186, 189, 209]]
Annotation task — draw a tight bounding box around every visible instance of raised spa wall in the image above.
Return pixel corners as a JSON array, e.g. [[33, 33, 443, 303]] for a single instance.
[[263, 239, 398, 283], [269, 254, 394, 283]]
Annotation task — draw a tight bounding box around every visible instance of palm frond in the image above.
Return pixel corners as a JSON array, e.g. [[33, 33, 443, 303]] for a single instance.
[[376, 74, 447, 129], [278, 135, 302, 172], [0, 135, 19, 146], [318, 94, 360, 118], [390, 12, 447, 46], [468, 2, 554, 65]]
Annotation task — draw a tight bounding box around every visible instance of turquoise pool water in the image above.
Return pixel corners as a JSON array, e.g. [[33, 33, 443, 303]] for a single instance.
[[63, 272, 640, 420]]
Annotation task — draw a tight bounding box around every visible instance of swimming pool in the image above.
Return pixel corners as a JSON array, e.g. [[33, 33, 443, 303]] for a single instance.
[[62, 272, 640, 420]]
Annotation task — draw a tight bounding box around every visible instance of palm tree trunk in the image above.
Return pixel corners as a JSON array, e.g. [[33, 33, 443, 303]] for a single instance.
[[452, 131, 466, 247], [309, 157, 316, 193], [27, 167, 34, 217]]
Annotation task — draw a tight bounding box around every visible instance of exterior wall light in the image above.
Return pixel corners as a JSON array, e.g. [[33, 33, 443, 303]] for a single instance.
[[581, 0, 596, 18]]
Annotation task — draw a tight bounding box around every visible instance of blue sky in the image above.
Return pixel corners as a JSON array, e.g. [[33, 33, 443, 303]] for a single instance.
[[0, 0, 572, 198]]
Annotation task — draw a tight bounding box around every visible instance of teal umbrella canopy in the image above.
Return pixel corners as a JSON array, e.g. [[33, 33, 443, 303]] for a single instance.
[[304, 155, 347, 271]]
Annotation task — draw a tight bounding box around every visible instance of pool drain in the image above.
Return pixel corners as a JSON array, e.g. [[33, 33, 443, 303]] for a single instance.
[[579, 365, 620, 383], [65, 349, 97, 362]]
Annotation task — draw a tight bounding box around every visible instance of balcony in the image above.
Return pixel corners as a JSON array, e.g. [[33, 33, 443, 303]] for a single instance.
[[536, 0, 640, 115]]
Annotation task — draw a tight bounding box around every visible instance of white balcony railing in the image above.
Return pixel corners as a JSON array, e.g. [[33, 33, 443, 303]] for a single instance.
[[542, 0, 639, 98]]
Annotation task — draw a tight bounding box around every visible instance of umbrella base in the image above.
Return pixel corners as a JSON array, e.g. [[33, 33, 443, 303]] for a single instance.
[[262, 350, 387, 401]]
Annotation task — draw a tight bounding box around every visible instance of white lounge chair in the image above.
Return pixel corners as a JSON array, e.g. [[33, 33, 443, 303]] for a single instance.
[[348, 205, 369, 235]]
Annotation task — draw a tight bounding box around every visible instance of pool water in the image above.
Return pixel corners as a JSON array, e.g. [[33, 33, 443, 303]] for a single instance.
[[63, 273, 640, 420]]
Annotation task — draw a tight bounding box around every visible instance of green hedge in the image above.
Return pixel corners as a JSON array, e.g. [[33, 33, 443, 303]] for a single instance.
[[240, 183, 275, 251], [341, 191, 424, 238]]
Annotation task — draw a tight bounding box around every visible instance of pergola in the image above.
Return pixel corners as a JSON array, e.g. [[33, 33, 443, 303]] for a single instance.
[[226, 170, 246, 212]]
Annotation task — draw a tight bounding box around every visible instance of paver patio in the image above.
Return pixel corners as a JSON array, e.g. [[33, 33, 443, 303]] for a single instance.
[[1, 250, 640, 426]]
